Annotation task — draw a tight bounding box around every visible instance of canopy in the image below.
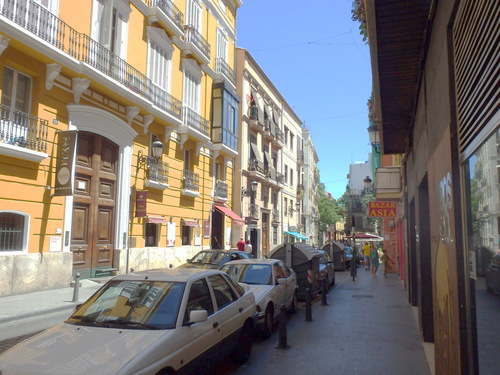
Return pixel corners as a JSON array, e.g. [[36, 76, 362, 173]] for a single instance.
[[146, 215, 168, 224], [213, 204, 244, 226], [285, 231, 308, 240], [345, 233, 383, 241]]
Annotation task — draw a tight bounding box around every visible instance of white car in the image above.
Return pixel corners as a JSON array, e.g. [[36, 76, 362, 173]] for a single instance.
[[220, 258, 298, 337], [0, 268, 257, 375]]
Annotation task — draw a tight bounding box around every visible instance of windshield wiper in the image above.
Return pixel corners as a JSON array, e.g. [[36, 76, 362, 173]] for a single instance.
[[100, 319, 160, 329], [68, 315, 104, 327]]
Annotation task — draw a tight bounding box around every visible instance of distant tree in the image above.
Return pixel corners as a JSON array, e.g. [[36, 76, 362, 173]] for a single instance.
[[318, 183, 340, 233]]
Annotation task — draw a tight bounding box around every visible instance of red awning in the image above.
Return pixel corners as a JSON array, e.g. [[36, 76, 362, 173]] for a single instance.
[[214, 204, 244, 226], [147, 215, 168, 224], [183, 219, 198, 227]]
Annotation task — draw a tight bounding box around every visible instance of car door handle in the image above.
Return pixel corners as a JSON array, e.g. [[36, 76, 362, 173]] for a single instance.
[[213, 322, 219, 328], [239, 307, 243, 313]]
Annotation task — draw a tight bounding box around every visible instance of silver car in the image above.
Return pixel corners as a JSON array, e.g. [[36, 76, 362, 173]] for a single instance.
[[221, 258, 298, 337], [0, 268, 257, 375]]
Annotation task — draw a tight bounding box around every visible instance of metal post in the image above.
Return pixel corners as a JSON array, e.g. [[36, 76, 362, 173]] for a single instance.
[[305, 288, 312, 321], [321, 278, 328, 306], [277, 304, 289, 349], [72, 273, 80, 302]]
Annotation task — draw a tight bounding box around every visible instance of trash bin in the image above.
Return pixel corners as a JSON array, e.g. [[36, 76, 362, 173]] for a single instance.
[[266, 243, 321, 300], [322, 241, 346, 271]]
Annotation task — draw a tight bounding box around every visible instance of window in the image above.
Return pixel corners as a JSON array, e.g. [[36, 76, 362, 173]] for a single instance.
[[91, 0, 130, 58], [183, 59, 202, 113], [0, 212, 28, 252], [290, 133, 294, 150], [290, 168, 294, 186], [2, 67, 31, 113], [218, 0, 226, 13], [216, 28, 228, 63], [186, 0, 202, 32], [273, 225, 278, 245], [208, 274, 238, 310], [284, 127, 289, 145], [278, 261, 291, 278], [284, 197, 288, 216], [145, 223, 159, 247], [184, 278, 214, 324], [147, 27, 174, 93], [181, 224, 191, 246], [284, 165, 288, 185]]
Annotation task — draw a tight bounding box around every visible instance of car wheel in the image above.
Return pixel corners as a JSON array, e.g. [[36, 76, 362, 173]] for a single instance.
[[232, 321, 253, 364], [263, 305, 274, 337], [290, 292, 298, 314]]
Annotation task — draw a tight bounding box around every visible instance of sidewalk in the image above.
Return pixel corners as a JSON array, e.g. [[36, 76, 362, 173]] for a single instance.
[[0, 278, 105, 326], [236, 268, 435, 375]]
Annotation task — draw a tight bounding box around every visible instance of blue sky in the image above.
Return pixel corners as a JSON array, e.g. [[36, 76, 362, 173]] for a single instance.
[[236, 0, 373, 199]]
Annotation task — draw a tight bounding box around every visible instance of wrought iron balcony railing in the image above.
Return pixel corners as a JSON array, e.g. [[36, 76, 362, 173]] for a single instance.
[[183, 24, 210, 61], [182, 169, 200, 192], [1, 0, 182, 120], [214, 180, 228, 200], [0, 104, 48, 153], [147, 0, 184, 31], [215, 57, 236, 85], [248, 203, 259, 219], [183, 107, 209, 136], [146, 159, 169, 184]]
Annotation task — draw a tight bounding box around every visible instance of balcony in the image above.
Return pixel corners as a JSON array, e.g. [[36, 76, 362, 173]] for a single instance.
[[375, 166, 402, 198], [0, 0, 182, 123], [183, 25, 211, 65], [146, 0, 184, 37], [248, 158, 265, 180], [211, 127, 237, 157], [215, 57, 236, 89], [248, 203, 259, 219], [0, 104, 48, 162], [272, 128, 284, 149], [179, 107, 210, 146], [181, 169, 200, 197], [144, 159, 169, 190], [272, 209, 280, 223], [213, 180, 228, 203]]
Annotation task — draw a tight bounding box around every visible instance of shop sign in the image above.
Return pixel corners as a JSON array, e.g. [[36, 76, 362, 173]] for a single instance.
[[368, 201, 397, 217], [54, 131, 77, 196], [135, 191, 147, 217]]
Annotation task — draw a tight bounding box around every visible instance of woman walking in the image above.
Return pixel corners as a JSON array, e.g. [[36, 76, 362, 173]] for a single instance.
[[370, 243, 379, 277]]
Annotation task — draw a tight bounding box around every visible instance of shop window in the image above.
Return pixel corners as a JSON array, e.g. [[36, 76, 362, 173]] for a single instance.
[[182, 224, 191, 246], [0, 211, 28, 252], [145, 223, 159, 247]]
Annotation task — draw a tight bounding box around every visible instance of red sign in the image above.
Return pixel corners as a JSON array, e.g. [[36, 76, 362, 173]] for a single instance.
[[135, 191, 147, 217], [368, 201, 397, 217]]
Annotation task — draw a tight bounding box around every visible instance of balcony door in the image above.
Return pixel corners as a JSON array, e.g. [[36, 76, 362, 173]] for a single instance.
[[71, 132, 118, 277]]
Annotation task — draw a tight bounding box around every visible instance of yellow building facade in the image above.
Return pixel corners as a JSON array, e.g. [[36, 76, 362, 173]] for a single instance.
[[0, 0, 242, 296]]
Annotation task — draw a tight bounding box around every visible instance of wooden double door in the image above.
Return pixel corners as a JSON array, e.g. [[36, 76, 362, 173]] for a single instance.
[[71, 132, 118, 277]]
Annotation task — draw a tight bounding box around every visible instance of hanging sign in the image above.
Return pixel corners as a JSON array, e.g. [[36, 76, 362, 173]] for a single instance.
[[54, 131, 77, 196], [368, 201, 397, 217], [135, 191, 147, 217]]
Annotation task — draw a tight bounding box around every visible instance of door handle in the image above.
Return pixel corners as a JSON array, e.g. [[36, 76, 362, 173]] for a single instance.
[[239, 307, 243, 313], [213, 322, 219, 328]]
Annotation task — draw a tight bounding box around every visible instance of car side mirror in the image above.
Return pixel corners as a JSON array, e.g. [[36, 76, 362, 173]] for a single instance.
[[277, 278, 287, 286], [189, 310, 208, 324]]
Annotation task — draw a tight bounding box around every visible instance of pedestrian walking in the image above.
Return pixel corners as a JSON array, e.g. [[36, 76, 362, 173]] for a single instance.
[[380, 249, 389, 277], [370, 243, 379, 277], [244, 240, 252, 255], [362, 242, 371, 270], [237, 237, 245, 252]]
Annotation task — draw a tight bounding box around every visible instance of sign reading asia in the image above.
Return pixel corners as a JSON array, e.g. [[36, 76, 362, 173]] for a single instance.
[[368, 201, 397, 217]]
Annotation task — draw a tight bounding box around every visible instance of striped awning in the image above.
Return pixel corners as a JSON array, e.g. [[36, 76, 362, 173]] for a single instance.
[[183, 219, 198, 227], [147, 215, 168, 224]]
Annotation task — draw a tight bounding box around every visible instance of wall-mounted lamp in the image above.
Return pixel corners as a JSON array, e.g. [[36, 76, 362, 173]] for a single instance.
[[242, 180, 258, 197], [363, 176, 373, 195], [138, 140, 163, 169], [290, 201, 300, 215], [367, 124, 380, 152]]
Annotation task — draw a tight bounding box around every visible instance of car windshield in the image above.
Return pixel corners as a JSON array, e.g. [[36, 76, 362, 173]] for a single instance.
[[221, 264, 272, 285], [190, 251, 227, 265], [67, 280, 185, 330]]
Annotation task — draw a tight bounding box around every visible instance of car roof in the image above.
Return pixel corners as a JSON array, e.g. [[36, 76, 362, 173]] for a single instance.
[[222, 258, 279, 265], [111, 268, 225, 282]]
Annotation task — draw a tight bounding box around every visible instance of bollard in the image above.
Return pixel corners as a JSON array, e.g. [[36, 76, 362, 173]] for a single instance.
[[321, 278, 328, 306], [72, 273, 80, 302], [277, 304, 289, 349], [305, 288, 312, 321]]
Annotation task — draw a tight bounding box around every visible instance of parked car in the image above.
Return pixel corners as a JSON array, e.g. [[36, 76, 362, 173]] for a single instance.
[[180, 249, 252, 269], [0, 268, 257, 375], [486, 251, 500, 294], [316, 249, 335, 286], [220, 258, 298, 337], [345, 246, 361, 269]]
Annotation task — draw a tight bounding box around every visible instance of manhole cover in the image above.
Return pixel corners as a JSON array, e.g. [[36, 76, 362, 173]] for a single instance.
[[352, 295, 374, 298]]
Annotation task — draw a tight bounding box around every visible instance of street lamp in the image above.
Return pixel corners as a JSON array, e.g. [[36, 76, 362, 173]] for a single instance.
[[137, 140, 164, 169], [364, 176, 373, 194], [242, 180, 258, 197], [367, 124, 380, 153]]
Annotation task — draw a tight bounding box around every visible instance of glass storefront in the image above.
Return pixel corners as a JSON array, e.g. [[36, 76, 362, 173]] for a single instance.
[[464, 129, 500, 374]]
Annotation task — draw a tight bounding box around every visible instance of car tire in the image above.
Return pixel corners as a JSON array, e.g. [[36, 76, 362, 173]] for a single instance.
[[232, 321, 253, 364], [263, 305, 274, 337], [290, 292, 298, 314]]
